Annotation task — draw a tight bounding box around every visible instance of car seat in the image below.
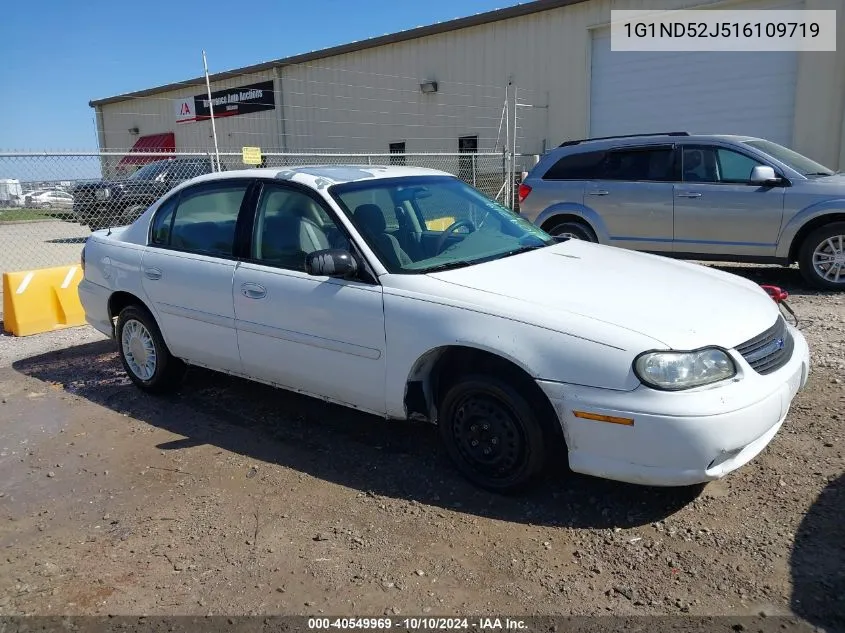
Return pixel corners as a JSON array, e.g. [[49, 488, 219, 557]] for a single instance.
[[353, 204, 412, 268]]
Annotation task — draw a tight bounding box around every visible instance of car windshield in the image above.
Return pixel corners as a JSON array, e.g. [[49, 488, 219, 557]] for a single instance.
[[128, 160, 171, 181], [743, 139, 835, 177], [330, 175, 555, 274]]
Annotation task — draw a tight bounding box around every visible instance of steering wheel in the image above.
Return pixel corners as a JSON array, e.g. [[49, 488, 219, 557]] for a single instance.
[[435, 219, 476, 254]]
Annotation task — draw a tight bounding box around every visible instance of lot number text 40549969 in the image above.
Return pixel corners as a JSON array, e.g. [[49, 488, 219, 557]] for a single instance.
[[307, 617, 528, 630]]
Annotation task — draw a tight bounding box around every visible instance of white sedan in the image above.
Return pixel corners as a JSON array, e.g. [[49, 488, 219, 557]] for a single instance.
[[78, 165, 811, 493]]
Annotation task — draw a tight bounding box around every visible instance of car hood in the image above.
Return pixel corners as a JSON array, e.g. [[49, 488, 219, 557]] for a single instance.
[[425, 240, 781, 350], [802, 173, 845, 189]]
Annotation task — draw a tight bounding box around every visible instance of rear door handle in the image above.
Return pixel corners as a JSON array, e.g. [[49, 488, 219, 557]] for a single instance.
[[676, 192, 702, 198], [143, 267, 162, 280], [241, 282, 267, 300], [586, 189, 609, 196]]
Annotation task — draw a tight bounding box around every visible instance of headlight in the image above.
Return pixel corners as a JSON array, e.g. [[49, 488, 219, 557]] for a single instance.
[[634, 348, 737, 391], [95, 188, 110, 200]]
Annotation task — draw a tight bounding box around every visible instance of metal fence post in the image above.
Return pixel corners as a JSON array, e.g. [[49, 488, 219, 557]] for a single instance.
[[472, 155, 477, 187]]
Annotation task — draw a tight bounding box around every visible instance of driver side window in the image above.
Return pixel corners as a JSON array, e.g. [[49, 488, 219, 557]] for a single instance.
[[682, 146, 765, 184], [252, 185, 349, 272]]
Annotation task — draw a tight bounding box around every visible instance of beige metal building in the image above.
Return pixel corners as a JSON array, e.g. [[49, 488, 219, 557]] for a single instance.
[[91, 0, 845, 170]]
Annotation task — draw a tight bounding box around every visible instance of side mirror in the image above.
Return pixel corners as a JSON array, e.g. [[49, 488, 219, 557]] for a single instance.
[[305, 248, 358, 278], [749, 165, 780, 185]]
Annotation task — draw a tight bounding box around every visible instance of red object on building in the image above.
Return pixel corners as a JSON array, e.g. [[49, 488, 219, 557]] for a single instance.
[[117, 132, 176, 167]]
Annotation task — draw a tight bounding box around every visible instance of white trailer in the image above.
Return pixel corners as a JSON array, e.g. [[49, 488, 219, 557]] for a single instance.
[[0, 179, 23, 208]]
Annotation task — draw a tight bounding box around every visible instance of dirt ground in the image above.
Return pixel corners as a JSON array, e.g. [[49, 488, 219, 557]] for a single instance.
[[0, 263, 842, 629]]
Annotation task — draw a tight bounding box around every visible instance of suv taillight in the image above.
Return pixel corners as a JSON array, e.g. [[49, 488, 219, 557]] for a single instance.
[[518, 183, 532, 203]]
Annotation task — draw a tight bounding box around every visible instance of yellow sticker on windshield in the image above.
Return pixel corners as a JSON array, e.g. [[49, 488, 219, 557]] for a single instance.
[[427, 216, 456, 231]]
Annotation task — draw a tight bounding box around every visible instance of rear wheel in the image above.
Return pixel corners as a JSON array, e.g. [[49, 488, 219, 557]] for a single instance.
[[438, 374, 550, 494], [120, 203, 150, 225], [116, 304, 186, 394], [798, 222, 845, 291], [546, 220, 597, 242]]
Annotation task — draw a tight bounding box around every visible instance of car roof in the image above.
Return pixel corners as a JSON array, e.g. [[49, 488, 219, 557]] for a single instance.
[[554, 133, 764, 153], [182, 164, 455, 188]]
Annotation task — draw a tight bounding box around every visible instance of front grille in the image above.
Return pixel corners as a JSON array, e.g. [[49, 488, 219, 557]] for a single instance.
[[735, 315, 793, 375]]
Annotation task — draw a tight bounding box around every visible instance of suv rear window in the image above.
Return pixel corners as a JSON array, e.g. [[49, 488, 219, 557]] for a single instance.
[[543, 151, 606, 180], [542, 146, 677, 182]]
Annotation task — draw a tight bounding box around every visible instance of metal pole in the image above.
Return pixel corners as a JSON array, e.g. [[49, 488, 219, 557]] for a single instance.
[[202, 50, 221, 172], [512, 85, 518, 210], [504, 83, 510, 209]]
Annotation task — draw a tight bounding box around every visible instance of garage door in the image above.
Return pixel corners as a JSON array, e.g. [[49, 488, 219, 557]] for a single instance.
[[589, 14, 800, 145]]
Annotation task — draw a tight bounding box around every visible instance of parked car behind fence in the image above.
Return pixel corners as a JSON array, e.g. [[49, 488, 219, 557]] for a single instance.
[[72, 157, 217, 231]]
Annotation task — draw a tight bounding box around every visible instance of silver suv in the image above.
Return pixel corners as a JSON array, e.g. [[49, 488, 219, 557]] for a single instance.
[[518, 132, 845, 290]]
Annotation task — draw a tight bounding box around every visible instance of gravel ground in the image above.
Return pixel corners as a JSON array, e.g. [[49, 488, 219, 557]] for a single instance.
[[0, 262, 842, 629]]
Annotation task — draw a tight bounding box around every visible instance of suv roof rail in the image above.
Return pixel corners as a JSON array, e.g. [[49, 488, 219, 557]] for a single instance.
[[557, 132, 689, 148]]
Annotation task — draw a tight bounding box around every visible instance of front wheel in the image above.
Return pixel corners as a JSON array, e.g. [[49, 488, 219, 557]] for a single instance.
[[546, 220, 597, 242], [798, 222, 845, 291], [438, 375, 549, 494], [116, 305, 186, 394]]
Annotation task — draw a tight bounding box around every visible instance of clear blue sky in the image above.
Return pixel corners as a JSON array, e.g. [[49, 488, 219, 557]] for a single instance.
[[0, 0, 514, 150]]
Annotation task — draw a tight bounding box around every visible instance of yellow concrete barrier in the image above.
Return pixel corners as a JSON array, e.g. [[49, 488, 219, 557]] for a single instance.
[[427, 216, 456, 231], [2, 265, 86, 336]]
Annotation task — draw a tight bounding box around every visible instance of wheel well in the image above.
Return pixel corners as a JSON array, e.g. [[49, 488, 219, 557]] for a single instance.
[[108, 291, 147, 323], [403, 346, 563, 439], [788, 213, 845, 262], [540, 213, 595, 235]]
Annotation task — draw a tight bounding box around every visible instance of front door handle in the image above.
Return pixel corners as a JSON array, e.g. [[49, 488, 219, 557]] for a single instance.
[[586, 189, 609, 196], [241, 282, 267, 300], [143, 267, 162, 280], [676, 192, 702, 198]]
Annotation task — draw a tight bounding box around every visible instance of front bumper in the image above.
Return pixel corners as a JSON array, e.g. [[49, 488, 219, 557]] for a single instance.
[[538, 325, 811, 487]]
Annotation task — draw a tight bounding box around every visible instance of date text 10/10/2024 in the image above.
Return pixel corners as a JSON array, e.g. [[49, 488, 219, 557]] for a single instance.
[[307, 617, 528, 630]]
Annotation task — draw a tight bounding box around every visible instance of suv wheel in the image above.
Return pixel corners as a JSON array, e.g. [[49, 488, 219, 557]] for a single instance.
[[546, 220, 597, 242], [798, 222, 845, 291]]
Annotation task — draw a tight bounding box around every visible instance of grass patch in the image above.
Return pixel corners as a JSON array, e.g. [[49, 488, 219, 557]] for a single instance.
[[0, 208, 68, 222]]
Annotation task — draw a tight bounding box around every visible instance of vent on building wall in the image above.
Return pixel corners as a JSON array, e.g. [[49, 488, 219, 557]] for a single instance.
[[419, 80, 438, 94]]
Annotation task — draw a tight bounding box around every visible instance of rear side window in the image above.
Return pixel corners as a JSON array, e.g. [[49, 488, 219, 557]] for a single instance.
[[169, 183, 249, 257], [169, 160, 213, 181], [543, 151, 607, 180], [543, 147, 677, 182], [603, 147, 676, 182]]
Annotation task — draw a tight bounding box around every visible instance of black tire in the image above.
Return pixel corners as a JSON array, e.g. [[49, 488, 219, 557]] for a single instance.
[[120, 202, 151, 225], [798, 222, 845, 291], [546, 220, 597, 242], [438, 374, 550, 494], [116, 304, 186, 394]]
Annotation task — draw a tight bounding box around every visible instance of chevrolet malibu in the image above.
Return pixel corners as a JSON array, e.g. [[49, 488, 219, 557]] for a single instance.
[[77, 165, 811, 493]]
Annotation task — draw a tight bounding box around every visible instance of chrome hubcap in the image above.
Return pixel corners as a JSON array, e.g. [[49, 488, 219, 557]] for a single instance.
[[812, 235, 845, 284], [121, 319, 157, 380]]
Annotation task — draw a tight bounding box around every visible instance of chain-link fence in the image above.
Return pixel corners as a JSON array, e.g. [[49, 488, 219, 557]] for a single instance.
[[0, 150, 521, 278]]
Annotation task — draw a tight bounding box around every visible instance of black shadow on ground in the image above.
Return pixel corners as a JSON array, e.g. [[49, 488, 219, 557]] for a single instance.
[[46, 236, 88, 244], [790, 473, 845, 632], [13, 340, 704, 529]]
